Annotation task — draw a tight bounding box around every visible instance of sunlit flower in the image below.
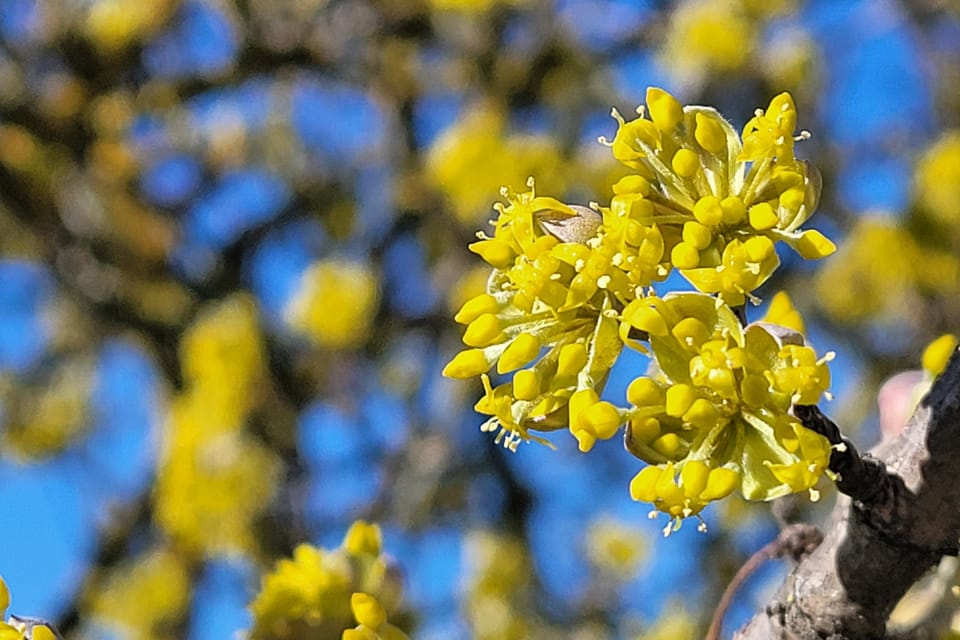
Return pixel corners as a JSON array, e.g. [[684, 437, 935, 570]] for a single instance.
[[603, 87, 834, 306], [622, 292, 832, 533], [660, 0, 755, 82], [816, 217, 960, 324], [462, 530, 540, 640], [249, 521, 408, 640], [444, 90, 835, 531]]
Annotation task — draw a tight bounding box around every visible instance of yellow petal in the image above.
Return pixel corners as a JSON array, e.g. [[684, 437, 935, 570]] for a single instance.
[[462, 313, 504, 347], [512, 369, 541, 401], [627, 377, 663, 406], [922, 334, 958, 378], [681, 460, 709, 498], [344, 521, 383, 555], [793, 229, 836, 259], [700, 467, 739, 501], [454, 293, 500, 324], [646, 87, 684, 131], [665, 384, 696, 417], [748, 202, 778, 230], [468, 238, 515, 268], [672, 148, 699, 178], [443, 348, 492, 378], [630, 465, 663, 502], [497, 333, 540, 373], [694, 112, 726, 154], [693, 196, 723, 226], [351, 592, 387, 628]]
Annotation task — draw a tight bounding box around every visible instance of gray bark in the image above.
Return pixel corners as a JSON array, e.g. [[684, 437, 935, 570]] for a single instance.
[[735, 347, 960, 640]]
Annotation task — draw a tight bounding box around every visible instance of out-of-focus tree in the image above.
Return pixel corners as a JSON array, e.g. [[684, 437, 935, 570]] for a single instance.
[[0, 1, 959, 639]]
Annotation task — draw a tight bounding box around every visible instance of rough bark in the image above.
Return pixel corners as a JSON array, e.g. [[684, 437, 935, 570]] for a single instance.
[[736, 347, 960, 640]]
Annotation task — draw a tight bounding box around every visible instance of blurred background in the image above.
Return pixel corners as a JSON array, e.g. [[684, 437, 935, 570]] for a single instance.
[[0, 0, 959, 637]]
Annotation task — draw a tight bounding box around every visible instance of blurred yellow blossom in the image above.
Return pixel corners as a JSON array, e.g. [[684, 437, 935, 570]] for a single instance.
[[84, 547, 191, 640], [249, 521, 408, 640], [286, 260, 380, 349], [633, 600, 698, 640], [447, 264, 492, 317], [915, 131, 960, 227], [816, 217, 959, 324], [154, 295, 280, 557], [1, 358, 93, 459], [660, 0, 755, 82], [85, 0, 178, 53], [762, 291, 805, 334], [463, 530, 541, 640], [428, 0, 526, 11], [585, 516, 647, 579], [426, 105, 567, 225]]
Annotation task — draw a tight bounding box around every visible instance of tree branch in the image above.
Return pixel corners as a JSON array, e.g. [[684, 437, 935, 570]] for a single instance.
[[736, 346, 960, 639]]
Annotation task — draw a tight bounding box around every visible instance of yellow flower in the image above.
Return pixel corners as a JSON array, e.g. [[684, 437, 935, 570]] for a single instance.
[[660, 0, 755, 83], [630, 461, 739, 532], [584, 516, 647, 578], [426, 106, 565, 225], [602, 88, 832, 305], [154, 297, 280, 558], [84, 547, 191, 639], [444, 90, 836, 530], [621, 292, 831, 532], [250, 522, 408, 640], [286, 260, 380, 349], [762, 291, 805, 334], [915, 130, 960, 227]]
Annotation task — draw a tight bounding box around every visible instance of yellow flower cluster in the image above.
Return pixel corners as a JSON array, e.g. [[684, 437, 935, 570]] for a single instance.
[[249, 521, 408, 640], [915, 131, 960, 228], [816, 217, 960, 323], [85, 0, 177, 53], [154, 295, 280, 557], [286, 260, 380, 349], [659, 0, 801, 89], [1, 359, 92, 459], [0, 576, 58, 640], [444, 88, 836, 529], [607, 87, 833, 306], [462, 530, 539, 640], [631, 600, 698, 640], [584, 516, 647, 579], [83, 547, 191, 640], [623, 293, 832, 532]]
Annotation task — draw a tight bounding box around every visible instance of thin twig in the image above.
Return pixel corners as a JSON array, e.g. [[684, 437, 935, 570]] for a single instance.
[[707, 523, 822, 640]]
